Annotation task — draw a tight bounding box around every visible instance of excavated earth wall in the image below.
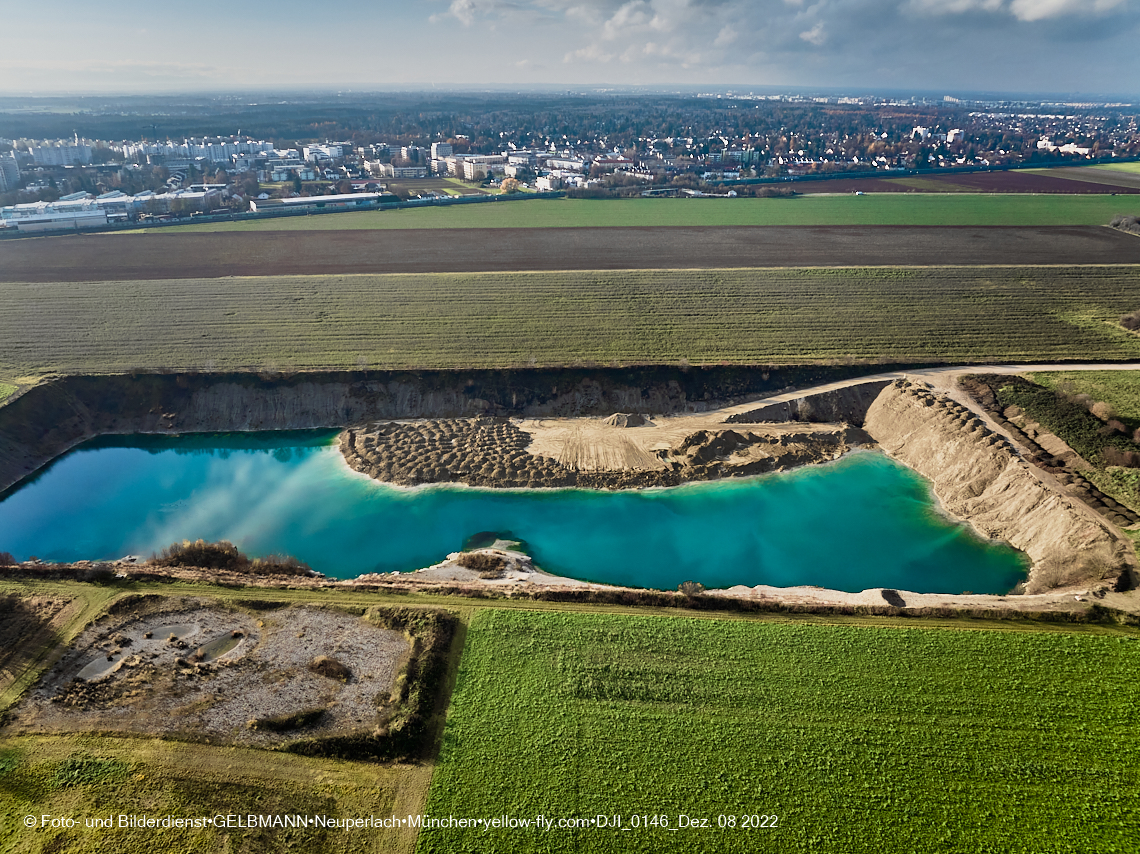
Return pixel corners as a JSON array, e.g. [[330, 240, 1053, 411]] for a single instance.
[[726, 380, 892, 426], [0, 365, 885, 493]]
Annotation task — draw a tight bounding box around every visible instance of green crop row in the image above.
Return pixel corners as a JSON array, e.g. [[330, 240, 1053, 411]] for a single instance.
[[142, 194, 1140, 233], [419, 609, 1140, 854], [2, 266, 1140, 384]]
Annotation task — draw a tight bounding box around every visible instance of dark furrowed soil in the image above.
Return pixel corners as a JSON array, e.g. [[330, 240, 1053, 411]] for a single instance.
[[796, 172, 1140, 194], [3, 225, 1139, 282]]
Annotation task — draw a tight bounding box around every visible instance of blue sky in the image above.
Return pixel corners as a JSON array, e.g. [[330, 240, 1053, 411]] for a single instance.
[[1, 0, 1138, 96]]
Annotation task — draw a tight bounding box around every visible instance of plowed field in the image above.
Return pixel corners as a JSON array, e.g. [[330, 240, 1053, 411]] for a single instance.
[[2, 225, 1139, 282]]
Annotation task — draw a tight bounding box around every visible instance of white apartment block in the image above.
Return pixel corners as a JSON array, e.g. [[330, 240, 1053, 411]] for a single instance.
[[29, 141, 93, 166]]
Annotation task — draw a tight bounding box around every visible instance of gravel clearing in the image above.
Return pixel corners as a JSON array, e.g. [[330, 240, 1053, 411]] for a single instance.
[[7, 600, 410, 747]]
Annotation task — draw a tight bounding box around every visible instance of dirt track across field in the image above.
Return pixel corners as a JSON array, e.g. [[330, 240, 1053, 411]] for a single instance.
[[2, 225, 1139, 282]]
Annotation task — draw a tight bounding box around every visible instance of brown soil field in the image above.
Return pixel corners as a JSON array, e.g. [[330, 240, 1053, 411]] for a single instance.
[[1040, 167, 1140, 191], [797, 171, 1140, 195], [4, 225, 1139, 282]]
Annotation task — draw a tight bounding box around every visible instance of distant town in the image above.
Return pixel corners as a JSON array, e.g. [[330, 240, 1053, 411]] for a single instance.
[[1, 90, 1138, 232]]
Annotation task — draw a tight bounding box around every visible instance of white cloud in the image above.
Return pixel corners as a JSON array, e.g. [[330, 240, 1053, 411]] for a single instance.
[[799, 20, 826, 44], [908, 0, 1128, 18], [907, 0, 1003, 13], [1008, 0, 1127, 21], [431, 0, 478, 26], [602, 1, 655, 39], [714, 24, 739, 46]]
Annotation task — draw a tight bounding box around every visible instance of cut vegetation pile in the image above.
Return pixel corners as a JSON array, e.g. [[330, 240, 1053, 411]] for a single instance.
[[421, 609, 1140, 854], [151, 539, 313, 577], [1111, 214, 1140, 237]]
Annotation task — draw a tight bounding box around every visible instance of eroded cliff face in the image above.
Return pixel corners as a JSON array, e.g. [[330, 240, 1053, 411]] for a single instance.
[[863, 380, 1134, 593]]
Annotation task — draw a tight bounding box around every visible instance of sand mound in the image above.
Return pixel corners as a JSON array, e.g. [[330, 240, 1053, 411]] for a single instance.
[[603, 413, 648, 428]]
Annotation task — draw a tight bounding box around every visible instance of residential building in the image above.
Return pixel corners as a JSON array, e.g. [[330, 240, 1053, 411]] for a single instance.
[[376, 163, 428, 178], [29, 140, 92, 166], [303, 144, 344, 162], [430, 142, 453, 159], [461, 155, 507, 181], [0, 152, 21, 192]]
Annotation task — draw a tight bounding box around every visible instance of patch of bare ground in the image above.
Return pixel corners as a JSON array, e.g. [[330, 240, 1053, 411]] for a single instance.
[[340, 415, 872, 489], [4, 597, 413, 750]]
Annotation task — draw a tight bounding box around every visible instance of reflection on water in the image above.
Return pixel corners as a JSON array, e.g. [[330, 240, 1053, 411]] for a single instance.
[[0, 431, 1029, 594]]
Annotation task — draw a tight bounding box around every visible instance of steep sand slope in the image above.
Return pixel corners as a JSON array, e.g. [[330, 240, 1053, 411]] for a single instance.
[[864, 379, 1134, 593]]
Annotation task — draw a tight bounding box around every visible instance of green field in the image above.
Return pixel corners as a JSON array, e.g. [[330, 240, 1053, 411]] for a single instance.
[[137, 195, 1140, 233], [3, 266, 1140, 382], [1018, 370, 1140, 516], [1030, 370, 1140, 422], [420, 609, 1140, 853], [1093, 162, 1140, 175], [0, 736, 427, 854], [2, 580, 1139, 854]]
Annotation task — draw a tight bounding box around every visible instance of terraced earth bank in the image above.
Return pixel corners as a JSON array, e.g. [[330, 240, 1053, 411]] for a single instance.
[[340, 417, 868, 489]]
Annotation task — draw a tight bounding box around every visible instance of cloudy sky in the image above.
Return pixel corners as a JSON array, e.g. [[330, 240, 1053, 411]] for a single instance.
[[1, 0, 1137, 96]]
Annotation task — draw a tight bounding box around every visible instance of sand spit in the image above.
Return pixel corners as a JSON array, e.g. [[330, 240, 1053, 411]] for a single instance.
[[5, 549, 1138, 618], [340, 414, 872, 489]]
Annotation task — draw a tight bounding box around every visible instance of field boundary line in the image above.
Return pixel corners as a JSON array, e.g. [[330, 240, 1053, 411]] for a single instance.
[[4, 261, 1140, 287]]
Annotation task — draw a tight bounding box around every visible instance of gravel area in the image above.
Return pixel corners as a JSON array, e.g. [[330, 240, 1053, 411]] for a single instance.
[[7, 600, 410, 747]]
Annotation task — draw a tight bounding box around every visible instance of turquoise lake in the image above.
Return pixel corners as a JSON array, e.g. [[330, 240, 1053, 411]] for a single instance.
[[0, 431, 1028, 593]]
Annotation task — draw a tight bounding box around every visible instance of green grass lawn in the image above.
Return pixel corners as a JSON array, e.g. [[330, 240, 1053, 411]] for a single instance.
[[3, 266, 1140, 380], [420, 609, 1140, 854], [139, 194, 1138, 233]]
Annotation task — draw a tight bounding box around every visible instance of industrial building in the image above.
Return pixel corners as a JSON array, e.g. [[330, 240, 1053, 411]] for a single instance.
[[248, 192, 388, 213]]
